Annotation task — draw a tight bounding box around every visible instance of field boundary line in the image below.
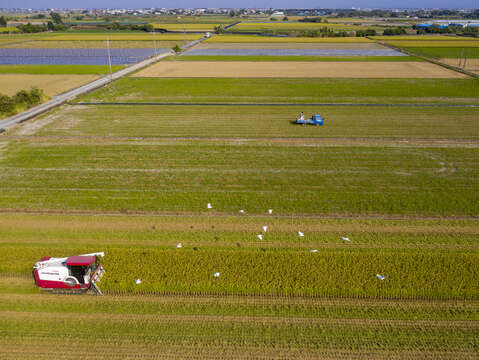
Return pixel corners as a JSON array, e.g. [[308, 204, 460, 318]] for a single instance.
[[72, 102, 479, 107], [373, 39, 479, 79]]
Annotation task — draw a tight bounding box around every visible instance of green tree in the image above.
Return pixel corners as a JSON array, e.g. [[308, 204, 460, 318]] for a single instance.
[[214, 25, 225, 34], [0, 94, 15, 114], [172, 44, 182, 54], [50, 11, 63, 24], [0, 16, 7, 27]]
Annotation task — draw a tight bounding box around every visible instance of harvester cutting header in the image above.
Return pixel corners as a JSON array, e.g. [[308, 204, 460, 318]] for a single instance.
[[33, 252, 105, 295]]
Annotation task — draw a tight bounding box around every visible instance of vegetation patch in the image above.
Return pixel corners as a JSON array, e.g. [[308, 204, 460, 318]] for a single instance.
[[80, 77, 479, 104]]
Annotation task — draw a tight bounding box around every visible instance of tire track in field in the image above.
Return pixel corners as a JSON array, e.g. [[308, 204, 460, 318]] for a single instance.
[[2, 292, 477, 310], [0, 208, 477, 220], [2, 310, 477, 328], [3, 135, 479, 148]]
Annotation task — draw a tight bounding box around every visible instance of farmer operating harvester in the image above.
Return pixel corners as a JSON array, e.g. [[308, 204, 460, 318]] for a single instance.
[[33, 252, 105, 295]]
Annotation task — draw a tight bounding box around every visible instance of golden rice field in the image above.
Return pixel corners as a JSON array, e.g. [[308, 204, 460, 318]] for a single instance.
[[0, 74, 99, 96], [132, 61, 465, 78], [38, 33, 203, 41], [153, 23, 219, 31], [0, 27, 19, 33], [229, 22, 377, 31], [205, 34, 374, 43]]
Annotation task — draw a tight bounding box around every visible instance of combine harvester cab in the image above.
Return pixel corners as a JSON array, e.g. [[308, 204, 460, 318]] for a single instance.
[[295, 114, 324, 126], [33, 252, 105, 295]]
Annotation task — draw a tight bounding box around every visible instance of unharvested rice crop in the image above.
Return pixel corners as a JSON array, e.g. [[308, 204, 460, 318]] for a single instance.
[[205, 34, 374, 43], [133, 61, 466, 78], [40, 33, 202, 41], [0, 74, 99, 96], [229, 22, 378, 31], [153, 23, 218, 30]]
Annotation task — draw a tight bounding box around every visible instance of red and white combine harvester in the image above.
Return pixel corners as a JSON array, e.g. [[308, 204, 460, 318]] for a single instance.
[[33, 252, 106, 295]]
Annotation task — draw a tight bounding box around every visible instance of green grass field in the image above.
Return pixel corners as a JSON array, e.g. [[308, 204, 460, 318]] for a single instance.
[[402, 47, 479, 59], [173, 55, 421, 62], [0, 65, 125, 75], [80, 78, 479, 104], [386, 40, 479, 48], [372, 35, 479, 41]]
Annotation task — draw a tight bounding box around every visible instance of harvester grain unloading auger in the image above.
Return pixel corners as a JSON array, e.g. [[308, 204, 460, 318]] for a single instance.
[[33, 252, 106, 295]]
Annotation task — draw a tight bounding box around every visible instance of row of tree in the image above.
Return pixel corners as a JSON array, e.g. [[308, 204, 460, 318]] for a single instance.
[[0, 88, 45, 115], [103, 22, 154, 32]]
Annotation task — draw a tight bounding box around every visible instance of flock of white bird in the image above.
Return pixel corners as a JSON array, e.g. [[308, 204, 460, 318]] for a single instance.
[[134, 203, 387, 284]]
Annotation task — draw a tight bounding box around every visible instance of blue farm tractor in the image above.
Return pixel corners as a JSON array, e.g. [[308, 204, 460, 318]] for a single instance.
[[295, 114, 324, 126]]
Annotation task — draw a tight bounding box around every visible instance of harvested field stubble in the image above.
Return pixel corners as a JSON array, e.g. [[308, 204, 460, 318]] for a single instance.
[[0, 74, 99, 96], [441, 58, 479, 74], [132, 61, 466, 78], [0, 142, 477, 216], [20, 104, 479, 140]]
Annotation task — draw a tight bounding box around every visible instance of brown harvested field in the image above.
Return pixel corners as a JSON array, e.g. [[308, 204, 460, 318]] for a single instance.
[[0, 74, 99, 96], [441, 58, 479, 74], [133, 61, 466, 78], [195, 42, 387, 50]]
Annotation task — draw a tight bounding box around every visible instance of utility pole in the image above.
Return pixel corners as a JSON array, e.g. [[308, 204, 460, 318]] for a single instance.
[[152, 29, 157, 56], [463, 48, 469, 70], [106, 37, 113, 81], [459, 48, 465, 68]]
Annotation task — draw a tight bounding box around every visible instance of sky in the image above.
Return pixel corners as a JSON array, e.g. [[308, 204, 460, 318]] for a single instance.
[[0, 0, 477, 9]]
